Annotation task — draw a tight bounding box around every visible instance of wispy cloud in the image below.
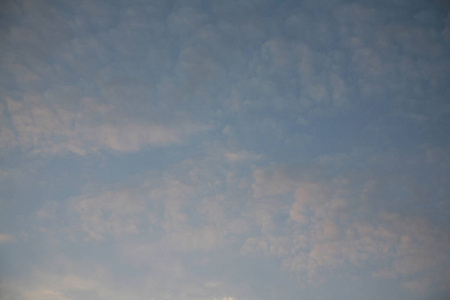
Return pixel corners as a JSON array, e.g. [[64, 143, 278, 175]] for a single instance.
[[1, 96, 210, 155]]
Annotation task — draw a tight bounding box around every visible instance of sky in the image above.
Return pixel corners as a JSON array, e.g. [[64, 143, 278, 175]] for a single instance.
[[0, 0, 450, 299]]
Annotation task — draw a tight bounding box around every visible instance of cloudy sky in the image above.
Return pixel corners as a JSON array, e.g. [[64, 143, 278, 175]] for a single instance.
[[1, 0, 450, 299]]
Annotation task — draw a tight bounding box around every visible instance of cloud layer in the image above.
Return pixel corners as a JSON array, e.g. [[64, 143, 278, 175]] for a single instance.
[[1, 0, 449, 300]]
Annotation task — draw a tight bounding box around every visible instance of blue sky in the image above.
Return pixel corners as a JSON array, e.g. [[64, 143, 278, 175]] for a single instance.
[[1, 0, 450, 299]]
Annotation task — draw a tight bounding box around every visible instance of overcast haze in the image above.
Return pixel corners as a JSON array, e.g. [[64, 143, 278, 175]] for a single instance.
[[1, 0, 450, 299]]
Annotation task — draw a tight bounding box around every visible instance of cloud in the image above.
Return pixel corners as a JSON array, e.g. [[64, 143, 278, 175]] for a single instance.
[[62, 150, 252, 248], [241, 164, 450, 291], [0, 233, 15, 243], [3, 0, 447, 162], [70, 187, 147, 240], [1, 0, 450, 299], [1, 258, 131, 300], [15, 149, 258, 299], [224, 151, 263, 163], [252, 167, 297, 199], [1, 0, 217, 156], [1, 96, 210, 155], [3, 256, 250, 300]]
